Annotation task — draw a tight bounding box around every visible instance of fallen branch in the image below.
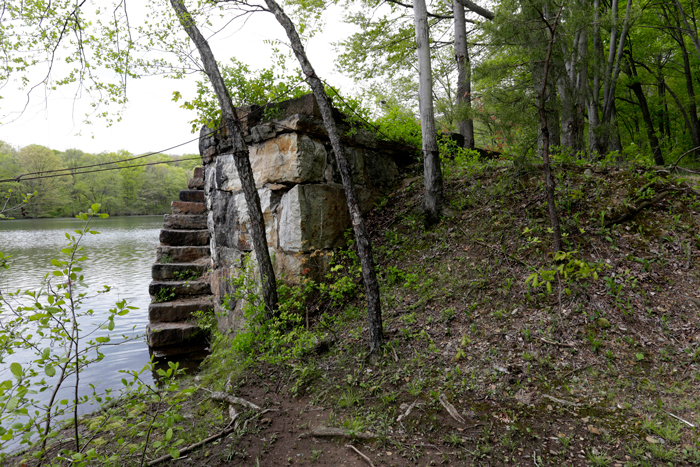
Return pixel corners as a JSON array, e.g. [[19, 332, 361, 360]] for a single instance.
[[209, 392, 261, 410], [604, 190, 672, 227], [562, 363, 596, 378], [147, 408, 276, 466], [543, 394, 582, 407], [147, 424, 236, 466], [670, 146, 700, 172], [439, 394, 465, 424], [396, 399, 421, 423], [683, 295, 700, 310], [667, 411, 696, 428], [540, 337, 575, 348], [346, 444, 375, 467], [302, 425, 376, 440]]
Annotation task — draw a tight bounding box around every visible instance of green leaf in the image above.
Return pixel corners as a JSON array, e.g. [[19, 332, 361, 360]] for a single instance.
[[45, 365, 55, 377], [10, 363, 22, 378], [165, 427, 173, 441], [169, 448, 180, 459], [6, 397, 18, 411]]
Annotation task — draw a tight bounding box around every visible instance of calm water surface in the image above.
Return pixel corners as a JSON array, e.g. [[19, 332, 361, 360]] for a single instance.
[[0, 215, 162, 425]]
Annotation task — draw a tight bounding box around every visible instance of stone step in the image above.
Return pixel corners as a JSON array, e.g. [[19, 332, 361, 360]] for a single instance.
[[163, 214, 208, 230], [150, 280, 211, 299], [160, 229, 209, 246], [193, 167, 204, 179], [179, 190, 205, 203], [152, 263, 208, 281], [149, 296, 214, 322], [157, 246, 210, 263], [188, 178, 204, 190], [151, 342, 210, 360], [171, 201, 206, 215], [146, 322, 206, 348]]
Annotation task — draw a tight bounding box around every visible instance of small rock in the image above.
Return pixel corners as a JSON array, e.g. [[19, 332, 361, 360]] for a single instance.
[[646, 435, 664, 444], [597, 318, 611, 328]]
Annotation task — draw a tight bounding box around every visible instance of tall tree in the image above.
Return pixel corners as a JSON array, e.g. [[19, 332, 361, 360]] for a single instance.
[[169, 0, 279, 317], [454, 0, 475, 149], [413, 0, 444, 224], [262, 0, 384, 355]]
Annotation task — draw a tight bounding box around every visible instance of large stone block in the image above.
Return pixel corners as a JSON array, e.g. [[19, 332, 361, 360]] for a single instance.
[[149, 280, 211, 298], [209, 134, 327, 192], [171, 201, 206, 215], [208, 186, 283, 253], [149, 297, 214, 322], [163, 214, 207, 230], [160, 229, 209, 246], [151, 263, 208, 281], [275, 250, 332, 284], [147, 322, 205, 348], [278, 184, 351, 253], [157, 246, 210, 263], [179, 190, 205, 203]]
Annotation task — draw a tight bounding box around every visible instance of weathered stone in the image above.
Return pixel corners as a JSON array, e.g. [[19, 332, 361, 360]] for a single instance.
[[208, 186, 283, 253], [151, 263, 208, 281], [278, 184, 351, 253], [211, 134, 327, 192], [179, 190, 205, 203], [327, 145, 367, 186], [160, 229, 209, 246], [157, 246, 210, 263], [163, 214, 207, 230], [171, 201, 206, 215], [365, 150, 400, 189], [148, 297, 214, 322], [193, 167, 204, 179], [275, 250, 332, 283], [188, 178, 205, 190], [149, 280, 211, 298], [146, 322, 205, 348]]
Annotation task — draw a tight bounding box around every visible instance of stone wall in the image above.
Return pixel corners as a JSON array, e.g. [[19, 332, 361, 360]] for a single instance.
[[199, 94, 412, 332]]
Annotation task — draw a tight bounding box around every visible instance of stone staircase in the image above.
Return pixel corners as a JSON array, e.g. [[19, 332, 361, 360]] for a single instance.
[[146, 167, 213, 358]]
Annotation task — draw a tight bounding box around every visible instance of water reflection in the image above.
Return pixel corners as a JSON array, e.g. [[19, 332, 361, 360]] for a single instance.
[[0, 216, 162, 438]]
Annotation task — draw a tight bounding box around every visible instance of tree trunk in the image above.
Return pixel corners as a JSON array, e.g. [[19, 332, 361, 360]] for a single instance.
[[454, 0, 474, 149], [680, 46, 700, 159], [169, 0, 278, 317], [262, 0, 384, 355], [413, 0, 443, 224], [589, 0, 604, 157], [625, 54, 664, 164], [537, 4, 563, 254]]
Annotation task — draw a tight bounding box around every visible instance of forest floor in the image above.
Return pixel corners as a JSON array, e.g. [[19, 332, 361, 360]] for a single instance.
[[11, 156, 700, 466]]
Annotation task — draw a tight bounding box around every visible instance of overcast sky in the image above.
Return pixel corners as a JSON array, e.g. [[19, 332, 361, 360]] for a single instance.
[[0, 4, 356, 157]]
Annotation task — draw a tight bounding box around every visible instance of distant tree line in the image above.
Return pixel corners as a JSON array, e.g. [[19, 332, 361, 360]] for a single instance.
[[0, 141, 199, 218]]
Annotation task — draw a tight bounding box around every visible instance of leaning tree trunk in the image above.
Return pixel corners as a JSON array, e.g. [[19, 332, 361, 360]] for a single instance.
[[169, 0, 278, 316], [262, 0, 383, 355], [538, 4, 564, 254], [413, 0, 444, 224], [454, 0, 474, 149]]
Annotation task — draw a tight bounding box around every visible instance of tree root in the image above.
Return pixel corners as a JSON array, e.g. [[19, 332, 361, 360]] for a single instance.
[[604, 190, 672, 227], [300, 425, 377, 440]]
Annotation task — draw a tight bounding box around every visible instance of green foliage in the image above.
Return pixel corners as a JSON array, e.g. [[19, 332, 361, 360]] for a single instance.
[[373, 104, 422, 148], [0, 144, 195, 217], [525, 250, 606, 296], [0, 204, 133, 460], [174, 57, 310, 133]]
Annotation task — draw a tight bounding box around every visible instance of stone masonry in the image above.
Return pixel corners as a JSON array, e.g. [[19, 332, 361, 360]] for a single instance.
[[199, 94, 413, 333]]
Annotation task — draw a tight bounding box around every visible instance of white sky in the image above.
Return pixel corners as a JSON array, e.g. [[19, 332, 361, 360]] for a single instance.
[[0, 4, 356, 157]]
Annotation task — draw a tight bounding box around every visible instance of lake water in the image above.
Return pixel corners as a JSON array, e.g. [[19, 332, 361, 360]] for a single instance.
[[0, 215, 163, 448]]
